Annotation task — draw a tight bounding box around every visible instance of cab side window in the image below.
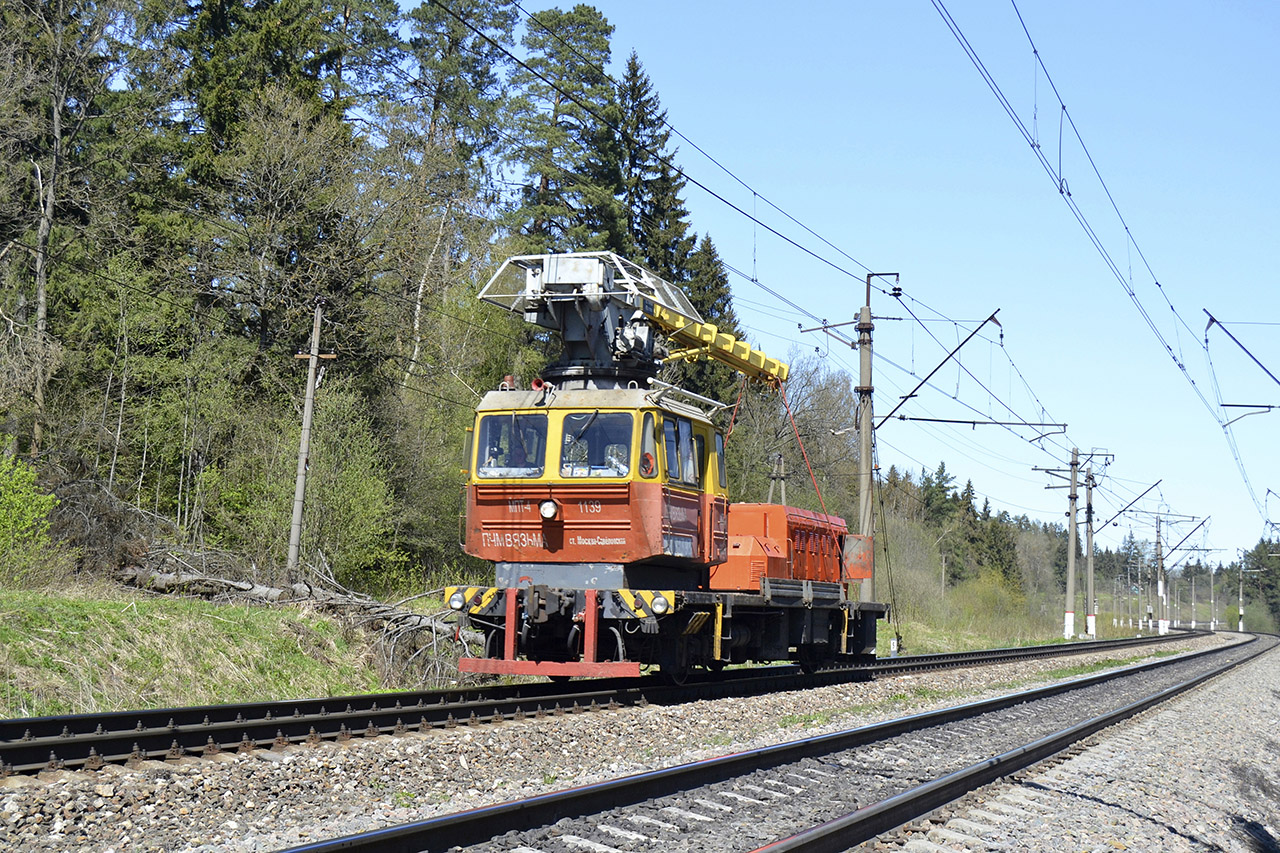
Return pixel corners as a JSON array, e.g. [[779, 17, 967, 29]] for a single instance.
[[640, 413, 658, 478], [661, 415, 701, 487], [714, 432, 727, 491], [663, 419, 680, 480], [678, 419, 697, 484]]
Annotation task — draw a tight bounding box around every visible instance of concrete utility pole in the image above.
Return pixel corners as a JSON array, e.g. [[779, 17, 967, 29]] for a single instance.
[[1210, 565, 1216, 630], [1141, 555, 1152, 627], [803, 273, 896, 607], [287, 302, 326, 575], [1064, 448, 1079, 639], [1085, 467, 1096, 638], [856, 276, 876, 603], [1155, 516, 1167, 634], [1239, 560, 1246, 632], [1035, 448, 1087, 639], [1126, 559, 1133, 627]]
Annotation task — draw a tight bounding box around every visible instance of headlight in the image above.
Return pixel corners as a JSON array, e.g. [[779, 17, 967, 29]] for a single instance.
[[651, 594, 670, 615], [448, 591, 467, 610], [539, 499, 559, 520]]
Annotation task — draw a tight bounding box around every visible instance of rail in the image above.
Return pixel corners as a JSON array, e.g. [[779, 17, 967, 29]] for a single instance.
[[0, 630, 1206, 776]]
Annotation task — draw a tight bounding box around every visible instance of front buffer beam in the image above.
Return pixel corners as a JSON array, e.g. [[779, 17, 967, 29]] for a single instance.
[[451, 587, 642, 678]]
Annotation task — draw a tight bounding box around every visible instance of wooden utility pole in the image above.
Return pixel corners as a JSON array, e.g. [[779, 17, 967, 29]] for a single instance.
[[287, 302, 328, 575], [766, 454, 787, 505]]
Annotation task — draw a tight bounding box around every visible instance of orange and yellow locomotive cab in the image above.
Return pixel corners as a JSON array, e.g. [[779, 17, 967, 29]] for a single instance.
[[463, 386, 729, 588]]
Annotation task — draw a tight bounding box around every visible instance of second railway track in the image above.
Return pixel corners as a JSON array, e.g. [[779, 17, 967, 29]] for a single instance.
[[0, 632, 1246, 853], [282, 632, 1272, 853]]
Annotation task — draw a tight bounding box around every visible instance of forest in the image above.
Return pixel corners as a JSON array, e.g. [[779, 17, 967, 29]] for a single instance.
[[2, 0, 1277, 636]]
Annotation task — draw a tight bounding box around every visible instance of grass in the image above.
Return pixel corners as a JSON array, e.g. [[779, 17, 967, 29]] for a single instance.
[[0, 573, 1189, 721], [0, 583, 386, 718], [986, 649, 1179, 692], [877, 617, 1065, 656]]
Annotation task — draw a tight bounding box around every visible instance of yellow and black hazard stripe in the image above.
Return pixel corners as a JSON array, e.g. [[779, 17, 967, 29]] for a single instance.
[[615, 589, 674, 619], [445, 586, 502, 615]]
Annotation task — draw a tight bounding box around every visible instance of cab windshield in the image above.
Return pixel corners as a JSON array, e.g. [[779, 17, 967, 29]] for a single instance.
[[475, 413, 547, 478], [560, 412, 633, 477]]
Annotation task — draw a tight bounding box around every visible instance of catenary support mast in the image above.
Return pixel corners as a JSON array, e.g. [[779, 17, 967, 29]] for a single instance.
[[857, 276, 875, 603], [1085, 466, 1096, 638], [1063, 447, 1079, 639]]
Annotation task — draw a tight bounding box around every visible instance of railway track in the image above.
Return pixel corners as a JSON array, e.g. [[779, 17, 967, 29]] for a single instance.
[[277, 632, 1271, 853], [0, 631, 1199, 776]]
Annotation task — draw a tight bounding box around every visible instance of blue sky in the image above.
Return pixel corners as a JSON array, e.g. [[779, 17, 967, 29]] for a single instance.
[[578, 0, 1280, 562]]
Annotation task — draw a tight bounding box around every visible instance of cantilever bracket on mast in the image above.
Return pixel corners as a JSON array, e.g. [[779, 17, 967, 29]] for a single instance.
[[875, 310, 1001, 430], [893, 416, 1066, 439]]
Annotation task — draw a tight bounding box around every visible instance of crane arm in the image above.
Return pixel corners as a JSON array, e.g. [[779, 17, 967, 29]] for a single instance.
[[644, 302, 789, 384]]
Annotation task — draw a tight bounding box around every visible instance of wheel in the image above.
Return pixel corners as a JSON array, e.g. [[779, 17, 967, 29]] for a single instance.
[[659, 641, 691, 685], [660, 663, 690, 686]]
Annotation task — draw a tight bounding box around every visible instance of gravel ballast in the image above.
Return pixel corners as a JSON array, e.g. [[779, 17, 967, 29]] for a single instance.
[[0, 633, 1256, 852], [877, 635, 1280, 852]]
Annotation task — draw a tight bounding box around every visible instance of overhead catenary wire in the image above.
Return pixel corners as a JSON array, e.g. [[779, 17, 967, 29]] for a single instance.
[[931, 0, 1217, 415], [932, 0, 1271, 530], [508, 0, 877, 281]]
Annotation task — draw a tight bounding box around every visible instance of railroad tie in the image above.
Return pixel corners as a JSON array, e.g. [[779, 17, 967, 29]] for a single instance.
[[561, 835, 625, 852], [596, 823, 650, 842], [625, 814, 682, 833], [660, 806, 715, 823], [739, 782, 788, 799], [902, 840, 954, 853]]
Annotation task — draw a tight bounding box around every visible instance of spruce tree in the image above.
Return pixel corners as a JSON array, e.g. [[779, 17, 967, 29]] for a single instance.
[[673, 235, 745, 404], [504, 4, 619, 253], [640, 160, 697, 283], [402, 0, 516, 159]]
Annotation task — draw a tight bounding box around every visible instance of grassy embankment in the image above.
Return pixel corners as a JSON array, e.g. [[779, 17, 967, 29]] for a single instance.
[[1, 576, 1137, 718], [0, 584, 410, 719]]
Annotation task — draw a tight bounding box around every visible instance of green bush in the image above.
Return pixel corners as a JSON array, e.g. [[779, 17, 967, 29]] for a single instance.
[[0, 450, 75, 587]]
